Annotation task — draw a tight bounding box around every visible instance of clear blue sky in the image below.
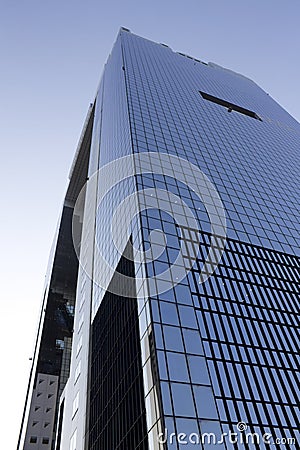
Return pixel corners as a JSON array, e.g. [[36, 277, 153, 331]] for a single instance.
[[0, 1, 299, 446]]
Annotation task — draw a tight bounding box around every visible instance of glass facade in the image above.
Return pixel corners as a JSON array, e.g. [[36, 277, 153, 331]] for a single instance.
[[115, 29, 299, 449], [20, 29, 300, 450]]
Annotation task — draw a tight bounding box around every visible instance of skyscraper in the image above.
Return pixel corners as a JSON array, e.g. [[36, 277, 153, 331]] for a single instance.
[[19, 28, 299, 450]]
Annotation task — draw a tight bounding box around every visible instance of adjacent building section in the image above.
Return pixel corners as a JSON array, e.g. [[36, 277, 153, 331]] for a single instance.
[[17, 105, 94, 450]]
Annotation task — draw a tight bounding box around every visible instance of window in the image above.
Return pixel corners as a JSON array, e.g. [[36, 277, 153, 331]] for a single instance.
[[182, 329, 204, 355], [29, 436, 37, 443], [179, 305, 198, 328], [56, 339, 65, 350], [167, 352, 189, 382], [193, 386, 218, 419], [171, 383, 196, 417], [76, 336, 83, 356], [74, 360, 81, 383], [72, 392, 79, 418], [163, 325, 184, 351], [199, 91, 262, 121], [78, 315, 84, 333], [160, 382, 173, 415], [160, 302, 179, 325], [70, 429, 77, 450], [199, 421, 225, 450], [42, 437, 49, 444], [188, 355, 210, 385]]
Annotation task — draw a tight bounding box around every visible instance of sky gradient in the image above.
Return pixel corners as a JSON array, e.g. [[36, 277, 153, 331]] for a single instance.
[[0, 1, 299, 447]]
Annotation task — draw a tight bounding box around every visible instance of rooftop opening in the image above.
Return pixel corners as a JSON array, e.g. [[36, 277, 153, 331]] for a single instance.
[[199, 91, 262, 121]]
